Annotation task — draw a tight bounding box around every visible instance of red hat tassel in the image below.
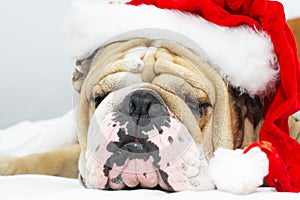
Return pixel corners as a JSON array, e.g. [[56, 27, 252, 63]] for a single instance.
[[243, 141, 298, 192]]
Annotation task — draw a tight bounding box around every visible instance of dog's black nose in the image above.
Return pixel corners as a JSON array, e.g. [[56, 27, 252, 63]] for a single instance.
[[129, 91, 155, 116], [128, 91, 165, 126]]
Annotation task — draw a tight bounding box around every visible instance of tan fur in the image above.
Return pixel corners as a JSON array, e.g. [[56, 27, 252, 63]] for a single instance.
[[1, 26, 300, 179], [288, 18, 300, 58], [0, 144, 80, 178], [289, 117, 300, 141]]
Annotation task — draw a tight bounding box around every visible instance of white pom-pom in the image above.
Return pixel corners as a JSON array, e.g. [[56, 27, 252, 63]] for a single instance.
[[208, 147, 269, 194]]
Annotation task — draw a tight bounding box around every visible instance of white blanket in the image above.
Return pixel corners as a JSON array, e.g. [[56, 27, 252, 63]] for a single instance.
[[0, 175, 299, 200]]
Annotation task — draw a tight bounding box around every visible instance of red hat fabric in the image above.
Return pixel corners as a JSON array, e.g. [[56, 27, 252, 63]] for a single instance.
[[127, 0, 300, 192]]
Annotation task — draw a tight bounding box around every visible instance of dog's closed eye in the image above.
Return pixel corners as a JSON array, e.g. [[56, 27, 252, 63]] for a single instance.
[[93, 95, 107, 109], [186, 97, 211, 116], [198, 102, 211, 116]]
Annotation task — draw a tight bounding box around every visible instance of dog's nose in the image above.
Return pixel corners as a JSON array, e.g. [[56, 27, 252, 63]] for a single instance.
[[129, 91, 154, 116], [128, 91, 165, 126]]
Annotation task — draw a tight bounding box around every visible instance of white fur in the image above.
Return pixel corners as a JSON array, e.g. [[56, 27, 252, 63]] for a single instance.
[[208, 147, 269, 195], [63, 0, 279, 96]]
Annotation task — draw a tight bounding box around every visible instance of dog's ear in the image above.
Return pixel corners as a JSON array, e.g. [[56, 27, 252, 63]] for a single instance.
[[72, 56, 93, 93], [228, 87, 263, 148]]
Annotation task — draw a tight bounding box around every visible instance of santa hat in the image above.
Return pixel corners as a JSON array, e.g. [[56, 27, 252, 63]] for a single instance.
[[64, 0, 300, 193]]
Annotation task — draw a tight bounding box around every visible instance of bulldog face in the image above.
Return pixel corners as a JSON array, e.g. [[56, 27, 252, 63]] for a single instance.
[[73, 39, 262, 191]]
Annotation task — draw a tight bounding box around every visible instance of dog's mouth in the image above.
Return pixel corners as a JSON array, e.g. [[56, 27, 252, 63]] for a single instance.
[[102, 127, 175, 191], [82, 89, 214, 191]]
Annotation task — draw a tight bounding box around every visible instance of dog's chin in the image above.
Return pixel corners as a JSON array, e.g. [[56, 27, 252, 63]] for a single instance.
[[81, 103, 215, 191]]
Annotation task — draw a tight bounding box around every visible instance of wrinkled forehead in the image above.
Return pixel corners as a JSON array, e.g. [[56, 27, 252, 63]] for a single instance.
[[84, 39, 220, 104]]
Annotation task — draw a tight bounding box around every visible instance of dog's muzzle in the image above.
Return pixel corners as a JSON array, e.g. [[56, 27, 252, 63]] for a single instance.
[[81, 87, 214, 191]]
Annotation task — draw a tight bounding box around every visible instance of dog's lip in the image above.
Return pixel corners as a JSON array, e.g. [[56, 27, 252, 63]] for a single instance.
[[119, 134, 148, 145], [121, 137, 145, 151], [118, 136, 159, 154], [123, 142, 144, 153]]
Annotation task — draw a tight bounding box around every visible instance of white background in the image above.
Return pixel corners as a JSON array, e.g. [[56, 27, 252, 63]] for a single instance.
[[0, 0, 299, 128], [0, 0, 73, 128]]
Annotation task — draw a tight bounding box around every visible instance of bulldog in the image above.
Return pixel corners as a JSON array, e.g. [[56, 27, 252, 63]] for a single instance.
[[74, 38, 262, 191], [1, 36, 300, 192]]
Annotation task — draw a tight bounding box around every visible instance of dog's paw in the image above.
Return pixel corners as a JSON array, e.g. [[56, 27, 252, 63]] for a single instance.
[[0, 156, 23, 175]]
